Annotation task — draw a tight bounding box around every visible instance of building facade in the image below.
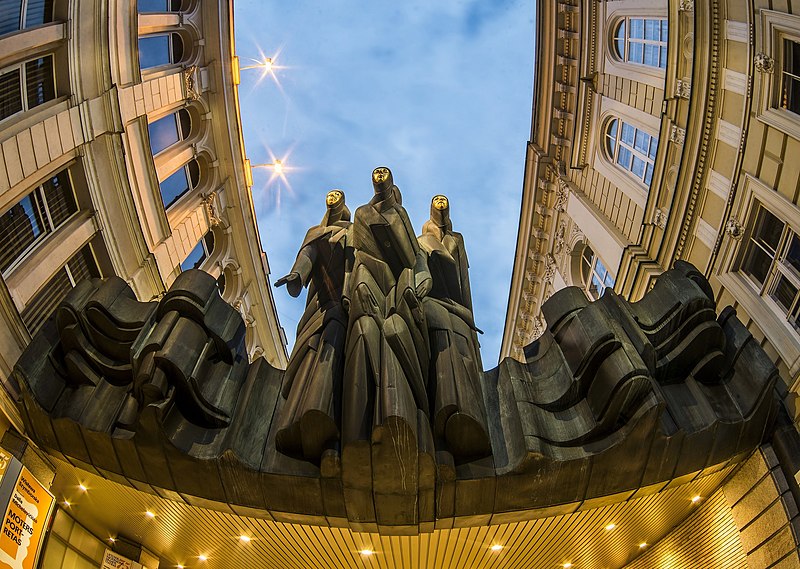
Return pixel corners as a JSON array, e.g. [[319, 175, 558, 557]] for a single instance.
[[0, 0, 288, 436], [502, 0, 800, 566]]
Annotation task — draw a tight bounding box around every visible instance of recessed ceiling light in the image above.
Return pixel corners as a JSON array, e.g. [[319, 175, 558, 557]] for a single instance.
[[359, 549, 374, 556], [605, 523, 616, 531], [490, 544, 503, 551], [109, 537, 115, 543], [177, 566, 184, 569], [691, 495, 701, 503], [563, 563, 573, 568], [639, 542, 648, 548], [145, 511, 155, 518], [239, 535, 251, 542], [199, 554, 208, 561], [78, 484, 87, 492], [62, 500, 71, 507]]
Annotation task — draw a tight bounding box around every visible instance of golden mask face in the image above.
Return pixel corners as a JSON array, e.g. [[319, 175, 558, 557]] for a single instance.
[[372, 167, 390, 184], [326, 190, 343, 206], [432, 195, 449, 211]]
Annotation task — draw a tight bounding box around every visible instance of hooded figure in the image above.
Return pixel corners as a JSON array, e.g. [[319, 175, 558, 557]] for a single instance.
[[418, 195, 491, 460], [341, 167, 435, 524], [273, 189, 352, 463]]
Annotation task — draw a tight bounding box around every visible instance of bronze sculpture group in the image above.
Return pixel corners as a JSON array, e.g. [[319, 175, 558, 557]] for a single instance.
[[274, 167, 491, 467]]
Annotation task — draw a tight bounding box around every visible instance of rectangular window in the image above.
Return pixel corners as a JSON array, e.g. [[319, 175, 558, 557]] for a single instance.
[[138, 0, 182, 12], [19, 243, 101, 334], [0, 169, 77, 273], [739, 202, 800, 332], [148, 109, 190, 155], [0, 0, 54, 38], [781, 39, 800, 115], [0, 54, 55, 121]]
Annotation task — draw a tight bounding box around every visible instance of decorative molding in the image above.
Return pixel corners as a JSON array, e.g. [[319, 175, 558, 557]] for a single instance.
[[754, 53, 775, 74], [543, 254, 556, 284], [184, 65, 201, 101], [725, 218, 745, 240], [554, 180, 569, 212], [554, 220, 567, 255], [675, 79, 691, 99], [201, 191, 221, 226], [532, 316, 545, 340], [669, 125, 686, 146], [653, 208, 669, 230], [678, 0, 694, 11]]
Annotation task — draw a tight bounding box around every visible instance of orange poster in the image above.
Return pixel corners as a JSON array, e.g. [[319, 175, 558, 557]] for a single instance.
[[0, 465, 55, 569]]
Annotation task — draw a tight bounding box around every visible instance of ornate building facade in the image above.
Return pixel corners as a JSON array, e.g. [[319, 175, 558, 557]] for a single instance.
[[502, 0, 800, 566], [0, 0, 288, 432]]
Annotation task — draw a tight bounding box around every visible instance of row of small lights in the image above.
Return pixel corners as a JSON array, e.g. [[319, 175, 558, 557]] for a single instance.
[[61, 482, 704, 567]]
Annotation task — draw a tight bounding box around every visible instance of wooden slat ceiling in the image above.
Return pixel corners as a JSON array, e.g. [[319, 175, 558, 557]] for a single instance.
[[49, 458, 741, 569]]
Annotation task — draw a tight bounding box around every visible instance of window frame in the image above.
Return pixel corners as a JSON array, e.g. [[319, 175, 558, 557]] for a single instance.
[[0, 53, 56, 123], [604, 117, 658, 187], [0, 0, 55, 38], [147, 108, 191, 156], [578, 243, 615, 300], [756, 10, 800, 140], [137, 32, 184, 71], [0, 167, 79, 277], [611, 17, 668, 70], [718, 174, 800, 381]]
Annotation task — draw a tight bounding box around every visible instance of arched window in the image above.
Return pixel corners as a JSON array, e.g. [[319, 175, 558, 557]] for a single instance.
[[613, 18, 667, 69], [605, 118, 658, 186], [580, 244, 614, 300], [159, 158, 199, 209], [148, 108, 191, 155], [138, 33, 184, 70]]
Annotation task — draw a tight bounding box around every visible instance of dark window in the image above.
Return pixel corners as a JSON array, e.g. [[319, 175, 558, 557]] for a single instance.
[[781, 39, 800, 115], [181, 231, 214, 272], [613, 18, 667, 69], [0, 0, 54, 38], [138, 33, 184, 70], [148, 108, 191, 155], [159, 159, 198, 209], [0, 169, 77, 272], [0, 54, 55, 121], [20, 243, 101, 334], [739, 203, 800, 332]]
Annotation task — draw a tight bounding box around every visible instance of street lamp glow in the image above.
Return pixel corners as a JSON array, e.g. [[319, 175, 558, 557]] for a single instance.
[[242, 57, 274, 72], [272, 159, 283, 174]]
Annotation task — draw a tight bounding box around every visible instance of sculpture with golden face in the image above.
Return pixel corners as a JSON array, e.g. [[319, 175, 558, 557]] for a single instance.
[[432, 195, 448, 211], [326, 189, 344, 206]]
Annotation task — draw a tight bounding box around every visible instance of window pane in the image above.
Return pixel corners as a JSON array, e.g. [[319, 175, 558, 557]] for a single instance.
[[25, 55, 55, 109], [644, 19, 660, 40], [42, 170, 77, 227], [631, 156, 646, 179], [644, 44, 660, 67], [782, 40, 800, 115], [629, 19, 644, 39], [67, 245, 101, 282], [621, 123, 635, 145], [0, 68, 22, 120], [138, 0, 167, 11], [659, 46, 667, 68], [661, 20, 669, 41], [628, 42, 643, 64], [0, 193, 47, 272], [644, 164, 654, 187], [753, 207, 783, 252], [139, 35, 171, 69], [20, 266, 70, 333], [649, 137, 659, 158], [203, 230, 215, 254], [160, 167, 190, 208], [24, 0, 53, 27], [771, 275, 798, 314], [634, 130, 650, 154], [617, 146, 632, 169], [178, 108, 191, 139], [0, 0, 21, 36], [742, 243, 773, 286], [148, 114, 180, 155], [171, 34, 184, 64], [785, 235, 800, 272], [181, 239, 207, 271]]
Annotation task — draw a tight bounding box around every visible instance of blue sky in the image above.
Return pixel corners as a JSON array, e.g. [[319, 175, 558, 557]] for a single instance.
[[234, 2, 535, 366]]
